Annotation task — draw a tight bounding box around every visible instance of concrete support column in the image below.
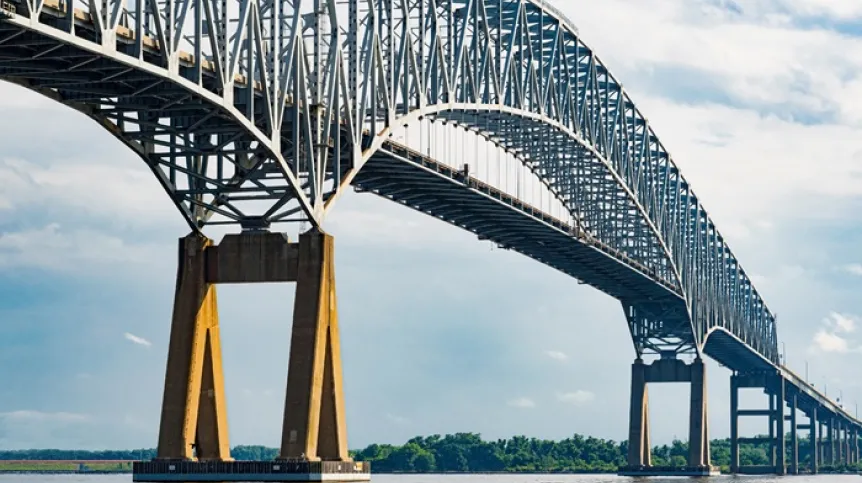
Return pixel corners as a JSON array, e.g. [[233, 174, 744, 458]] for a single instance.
[[829, 418, 835, 465], [823, 421, 829, 465], [819, 420, 831, 466], [769, 390, 776, 467], [156, 235, 231, 461], [855, 428, 859, 465], [841, 424, 846, 465], [626, 359, 650, 467], [688, 358, 709, 469], [790, 394, 798, 474], [643, 394, 651, 466], [821, 422, 827, 465], [810, 408, 819, 474], [775, 378, 786, 475], [279, 230, 350, 462], [730, 375, 740, 473]]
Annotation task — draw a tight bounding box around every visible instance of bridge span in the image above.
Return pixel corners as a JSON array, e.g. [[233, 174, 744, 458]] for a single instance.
[[0, 0, 859, 478]]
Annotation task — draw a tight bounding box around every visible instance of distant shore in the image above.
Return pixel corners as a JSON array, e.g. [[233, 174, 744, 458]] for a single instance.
[[1, 464, 860, 476], [0, 460, 133, 474], [3, 434, 861, 475]]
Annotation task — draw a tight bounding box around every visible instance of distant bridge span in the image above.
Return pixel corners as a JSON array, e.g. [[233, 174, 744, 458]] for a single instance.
[[1, 0, 859, 476]]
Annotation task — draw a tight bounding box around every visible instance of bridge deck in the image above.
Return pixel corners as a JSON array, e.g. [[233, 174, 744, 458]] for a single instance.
[[704, 329, 775, 373], [360, 142, 686, 312]]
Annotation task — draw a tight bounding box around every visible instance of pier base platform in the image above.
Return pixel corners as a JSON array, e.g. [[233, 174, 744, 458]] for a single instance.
[[618, 465, 720, 477], [132, 460, 371, 482], [735, 465, 781, 475]]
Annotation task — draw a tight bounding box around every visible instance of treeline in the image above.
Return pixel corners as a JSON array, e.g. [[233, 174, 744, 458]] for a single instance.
[[350, 433, 781, 472], [0, 433, 852, 473]]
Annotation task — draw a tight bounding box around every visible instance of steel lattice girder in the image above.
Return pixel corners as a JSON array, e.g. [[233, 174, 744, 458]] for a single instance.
[[0, 0, 777, 366]]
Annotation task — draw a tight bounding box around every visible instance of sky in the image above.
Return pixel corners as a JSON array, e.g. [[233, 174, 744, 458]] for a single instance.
[[3, 0, 862, 452]]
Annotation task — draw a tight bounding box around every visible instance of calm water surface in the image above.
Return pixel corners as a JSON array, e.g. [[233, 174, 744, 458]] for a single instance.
[[1, 475, 860, 483]]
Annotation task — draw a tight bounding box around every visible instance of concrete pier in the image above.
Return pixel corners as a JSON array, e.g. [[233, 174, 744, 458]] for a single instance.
[[730, 375, 739, 473], [156, 235, 232, 461], [853, 428, 859, 465], [279, 230, 350, 462], [776, 377, 786, 475], [810, 408, 818, 474], [620, 356, 717, 477], [729, 372, 791, 475], [626, 359, 650, 468], [137, 230, 368, 483], [790, 393, 798, 474]]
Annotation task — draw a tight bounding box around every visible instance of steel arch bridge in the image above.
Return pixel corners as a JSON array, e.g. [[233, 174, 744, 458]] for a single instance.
[[0, 0, 777, 370]]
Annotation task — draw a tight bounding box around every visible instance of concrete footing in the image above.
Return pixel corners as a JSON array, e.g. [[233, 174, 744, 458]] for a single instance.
[[618, 466, 720, 477], [141, 230, 358, 482], [132, 460, 370, 482]]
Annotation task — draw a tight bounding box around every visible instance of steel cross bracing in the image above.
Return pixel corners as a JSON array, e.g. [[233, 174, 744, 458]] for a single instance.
[[0, 0, 778, 366]]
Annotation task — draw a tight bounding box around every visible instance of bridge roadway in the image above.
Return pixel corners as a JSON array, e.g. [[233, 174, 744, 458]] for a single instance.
[[1, 0, 861, 477]]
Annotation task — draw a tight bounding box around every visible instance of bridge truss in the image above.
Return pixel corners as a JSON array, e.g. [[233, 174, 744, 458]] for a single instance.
[[0, 0, 777, 364]]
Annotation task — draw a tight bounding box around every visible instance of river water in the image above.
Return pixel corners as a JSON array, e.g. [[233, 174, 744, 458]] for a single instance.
[[0, 475, 858, 483]]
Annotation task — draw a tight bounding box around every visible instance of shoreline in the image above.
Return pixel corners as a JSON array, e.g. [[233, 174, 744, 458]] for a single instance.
[[2, 469, 861, 476]]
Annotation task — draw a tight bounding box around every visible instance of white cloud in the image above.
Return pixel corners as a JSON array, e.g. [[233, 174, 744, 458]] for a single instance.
[[811, 330, 850, 353], [0, 223, 167, 272], [124, 332, 152, 347], [759, 0, 862, 21], [545, 350, 568, 361], [843, 264, 862, 276], [557, 390, 596, 405], [809, 313, 861, 353], [507, 397, 536, 409], [0, 157, 177, 226], [826, 312, 857, 333]]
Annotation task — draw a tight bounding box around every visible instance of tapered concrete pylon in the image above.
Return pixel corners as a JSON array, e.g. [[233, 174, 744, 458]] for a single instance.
[[156, 235, 231, 461], [627, 360, 650, 467], [688, 358, 708, 468], [642, 385, 651, 466], [279, 230, 350, 462]]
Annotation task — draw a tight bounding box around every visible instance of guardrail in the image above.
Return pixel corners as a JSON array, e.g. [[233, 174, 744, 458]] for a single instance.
[[781, 365, 862, 427]]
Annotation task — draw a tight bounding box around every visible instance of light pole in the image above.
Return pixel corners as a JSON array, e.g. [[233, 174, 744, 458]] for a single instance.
[[781, 341, 786, 364]]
